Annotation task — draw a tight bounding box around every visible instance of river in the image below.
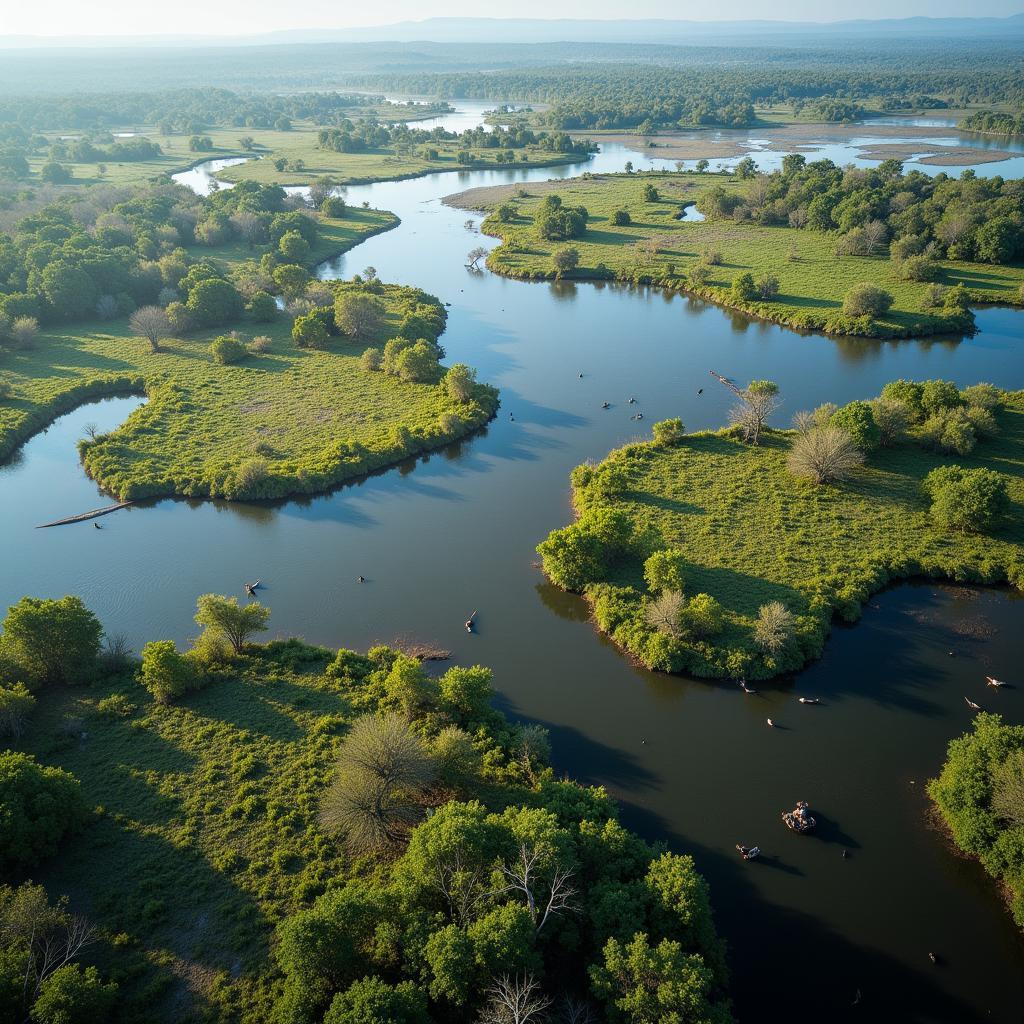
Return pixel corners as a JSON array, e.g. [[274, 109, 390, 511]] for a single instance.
[[2, 104, 1024, 1022]]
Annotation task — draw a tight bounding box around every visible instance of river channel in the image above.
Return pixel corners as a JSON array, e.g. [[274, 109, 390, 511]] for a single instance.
[[2, 102, 1024, 1022]]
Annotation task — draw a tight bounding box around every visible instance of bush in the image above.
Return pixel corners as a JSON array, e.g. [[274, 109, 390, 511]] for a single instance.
[[943, 283, 971, 313], [186, 277, 244, 327], [278, 230, 311, 263], [894, 254, 941, 282], [652, 418, 685, 446], [334, 293, 385, 342], [644, 549, 687, 594], [830, 400, 881, 452], [612, 209, 631, 226], [323, 977, 428, 1024], [360, 347, 383, 371], [680, 593, 725, 639], [537, 508, 634, 591], [730, 272, 757, 302], [842, 282, 893, 318], [139, 641, 197, 703], [8, 316, 39, 350], [210, 334, 248, 365], [247, 291, 278, 323], [787, 426, 865, 484], [880, 379, 925, 421], [552, 247, 580, 279], [921, 379, 962, 416], [249, 334, 272, 354], [641, 183, 659, 202], [195, 594, 270, 655], [0, 752, 85, 872], [869, 398, 911, 447], [0, 596, 102, 689], [753, 601, 795, 654], [699, 248, 723, 266], [30, 964, 117, 1024], [321, 196, 347, 218], [0, 378, 11, 402], [645, 591, 686, 638], [442, 363, 476, 403], [0, 683, 35, 739], [687, 263, 711, 287], [755, 275, 780, 300], [920, 407, 978, 456], [292, 311, 331, 350], [922, 465, 1009, 533]]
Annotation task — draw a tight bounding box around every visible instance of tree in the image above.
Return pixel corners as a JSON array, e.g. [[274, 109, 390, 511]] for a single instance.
[[641, 183, 659, 202], [443, 363, 477, 403], [644, 550, 686, 594], [922, 466, 1009, 534], [186, 278, 243, 327], [842, 282, 893, 319], [247, 291, 277, 323], [292, 312, 330, 350], [39, 162, 72, 184], [129, 305, 171, 353], [992, 749, 1024, 829], [786, 426, 865, 484], [0, 684, 35, 739], [729, 273, 756, 302], [0, 753, 85, 872], [679, 594, 724, 640], [645, 592, 685, 639], [729, 380, 780, 445], [8, 316, 39, 350], [695, 160, 709, 173], [320, 712, 434, 856], [139, 641, 196, 703], [324, 977, 428, 1024], [830, 400, 881, 451], [755, 275, 780, 301], [0, 596, 102, 688], [496, 203, 516, 223], [30, 964, 117, 1024], [194, 594, 269, 655], [279, 230, 311, 263], [612, 209, 631, 226], [753, 601, 795, 655], [869, 398, 910, 447], [552, 247, 580, 279], [478, 974, 551, 1024], [273, 264, 312, 300], [735, 156, 757, 179], [334, 293, 385, 342], [651, 418, 685, 446], [467, 247, 488, 270]]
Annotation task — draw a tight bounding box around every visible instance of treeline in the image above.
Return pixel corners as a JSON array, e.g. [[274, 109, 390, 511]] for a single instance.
[[698, 155, 1024, 267], [959, 110, 1024, 137], [317, 120, 594, 155]]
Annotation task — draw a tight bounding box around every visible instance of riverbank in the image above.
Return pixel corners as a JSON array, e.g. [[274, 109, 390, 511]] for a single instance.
[[537, 386, 1024, 681], [448, 171, 1024, 340]]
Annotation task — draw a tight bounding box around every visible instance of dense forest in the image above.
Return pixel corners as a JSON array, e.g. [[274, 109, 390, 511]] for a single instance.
[[960, 110, 1024, 138]]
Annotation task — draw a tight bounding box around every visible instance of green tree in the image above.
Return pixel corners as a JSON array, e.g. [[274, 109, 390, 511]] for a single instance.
[[922, 466, 1009, 533], [753, 601, 795, 655], [292, 312, 331, 350], [323, 977, 428, 1024], [644, 550, 687, 594], [442, 363, 477, 403], [247, 291, 277, 322], [139, 641, 195, 704], [278, 229, 311, 263], [194, 594, 270, 655], [210, 334, 248, 364], [0, 752, 85, 872], [335, 293, 385, 342], [729, 273, 756, 303], [652, 418, 685, 446], [186, 278, 243, 327], [0, 596, 102, 688], [612, 209, 631, 226], [842, 282, 893, 319], [0, 684, 35, 739], [830, 400, 881, 451], [552, 247, 580, 280], [30, 964, 117, 1024]]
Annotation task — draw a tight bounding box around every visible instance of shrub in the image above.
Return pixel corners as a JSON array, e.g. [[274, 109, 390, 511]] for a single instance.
[[924, 283, 947, 307], [641, 183, 659, 202], [210, 334, 247, 365], [687, 264, 711, 287], [843, 282, 893, 318], [943, 283, 971, 312], [194, 594, 270, 655], [0, 596, 102, 689], [680, 593, 725, 639], [651, 418, 685, 446], [880, 380, 925, 421], [0, 752, 85, 872], [0, 683, 34, 739], [919, 407, 978, 456], [360, 347, 383, 371], [699, 249, 723, 266], [552, 247, 580, 279], [787, 426, 865, 484], [730, 273, 757, 302], [753, 602, 795, 654], [95, 694, 136, 719], [612, 209, 631, 226], [894, 255, 941, 282], [644, 549, 687, 594], [30, 964, 117, 1024], [442, 363, 476, 403], [233, 457, 270, 495], [869, 398, 911, 447], [9, 316, 39, 350], [321, 196, 347, 218], [921, 379, 962, 416], [323, 977, 428, 1024], [755, 275, 780, 301], [830, 400, 881, 452], [139, 641, 197, 704], [249, 334, 272, 354], [278, 229, 311, 263], [537, 508, 634, 591], [922, 466, 1009, 533], [186, 278, 244, 326], [334, 293, 385, 342], [292, 311, 330, 349], [961, 383, 1003, 413], [247, 291, 278, 322]]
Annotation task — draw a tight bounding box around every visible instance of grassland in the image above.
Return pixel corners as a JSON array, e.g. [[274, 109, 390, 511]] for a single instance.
[[538, 390, 1024, 680], [0, 206, 500, 502], [458, 172, 1024, 339]]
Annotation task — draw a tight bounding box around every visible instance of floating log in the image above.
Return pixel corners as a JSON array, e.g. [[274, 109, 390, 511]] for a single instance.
[[36, 501, 133, 528]]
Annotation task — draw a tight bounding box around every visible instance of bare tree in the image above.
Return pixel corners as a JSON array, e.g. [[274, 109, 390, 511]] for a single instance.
[[501, 842, 576, 933], [478, 974, 551, 1024], [467, 246, 489, 270], [559, 996, 598, 1024], [129, 305, 172, 353], [645, 591, 686, 639], [722, 378, 780, 445], [753, 601, 795, 654], [786, 426, 864, 484]]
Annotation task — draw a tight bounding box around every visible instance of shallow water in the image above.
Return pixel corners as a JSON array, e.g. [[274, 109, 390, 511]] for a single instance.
[[3, 105, 1024, 1022]]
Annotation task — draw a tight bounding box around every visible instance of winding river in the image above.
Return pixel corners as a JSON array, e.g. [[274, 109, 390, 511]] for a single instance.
[[3, 104, 1024, 1022]]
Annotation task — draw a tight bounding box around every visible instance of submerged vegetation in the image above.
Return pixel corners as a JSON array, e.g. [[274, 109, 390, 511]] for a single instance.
[[0, 594, 731, 1023], [470, 166, 1024, 338], [537, 381, 1024, 680], [930, 714, 1024, 927]]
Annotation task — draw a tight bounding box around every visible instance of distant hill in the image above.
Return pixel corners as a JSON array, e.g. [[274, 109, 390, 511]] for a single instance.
[[3, 14, 1024, 49]]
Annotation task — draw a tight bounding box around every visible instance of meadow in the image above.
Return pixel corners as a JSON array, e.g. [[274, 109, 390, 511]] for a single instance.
[[538, 389, 1024, 680], [466, 172, 1024, 339]]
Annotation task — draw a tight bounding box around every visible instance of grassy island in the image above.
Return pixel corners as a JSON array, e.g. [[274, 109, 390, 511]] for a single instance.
[[0, 594, 731, 1023], [930, 713, 1024, 929], [459, 169, 1024, 339], [537, 382, 1024, 680]]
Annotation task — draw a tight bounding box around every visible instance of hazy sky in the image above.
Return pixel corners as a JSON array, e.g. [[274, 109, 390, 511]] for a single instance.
[[1, 0, 1022, 37]]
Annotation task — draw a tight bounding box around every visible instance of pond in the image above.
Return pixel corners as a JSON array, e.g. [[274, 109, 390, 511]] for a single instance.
[[3, 108, 1023, 1023]]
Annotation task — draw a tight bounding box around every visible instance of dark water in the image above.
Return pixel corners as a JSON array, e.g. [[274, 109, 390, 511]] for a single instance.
[[2, 125, 1024, 1022]]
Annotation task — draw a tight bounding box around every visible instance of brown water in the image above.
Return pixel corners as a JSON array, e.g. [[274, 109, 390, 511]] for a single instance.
[[2, 132, 1023, 1021]]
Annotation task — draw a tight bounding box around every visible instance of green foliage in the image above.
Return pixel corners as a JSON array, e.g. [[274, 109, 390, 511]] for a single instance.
[[537, 508, 635, 592], [922, 465, 1010, 533], [612, 209, 631, 226], [652, 418, 685, 446], [292, 310, 331, 350], [334, 292, 386, 342], [194, 594, 270, 655], [644, 550, 687, 595], [30, 964, 117, 1024], [139, 641, 197, 704], [680, 594, 725, 640], [929, 714, 1024, 927], [442, 363, 477, 403], [0, 752, 85, 872], [209, 333, 247, 365], [0, 683, 35, 738], [0, 596, 102, 689], [843, 282, 893, 318], [186, 277, 244, 327], [552, 246, 580, 279], [729, 272, 756, 303], [830, 400, 881, 452], [323, 977, 428, 1024]]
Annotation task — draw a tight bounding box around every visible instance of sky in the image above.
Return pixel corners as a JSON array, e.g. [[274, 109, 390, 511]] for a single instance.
[[1, 0, 1021, 37]]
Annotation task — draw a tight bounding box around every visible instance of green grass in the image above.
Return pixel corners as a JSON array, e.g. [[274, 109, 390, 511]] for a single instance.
[[539, 391, 1024, 680], [10, 645, 354, 1021], [0, 214, 500, 502], [475, 172, 1024, 339]]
